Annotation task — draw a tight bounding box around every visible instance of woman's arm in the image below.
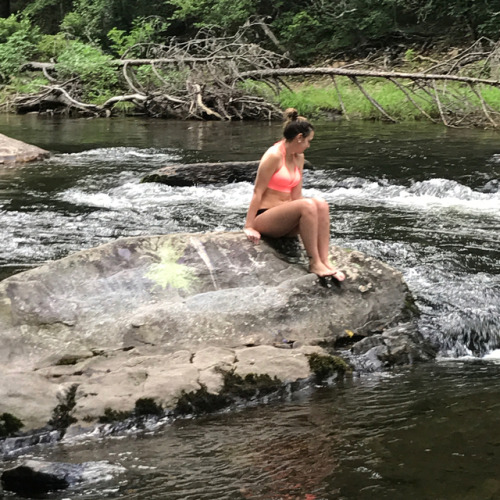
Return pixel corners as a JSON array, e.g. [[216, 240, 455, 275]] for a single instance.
[[290, 153, 305, 201], [244, 150, 279, 242]]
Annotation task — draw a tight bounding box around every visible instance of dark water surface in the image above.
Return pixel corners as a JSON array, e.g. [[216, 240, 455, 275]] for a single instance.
[[1, 115, 499, 499]]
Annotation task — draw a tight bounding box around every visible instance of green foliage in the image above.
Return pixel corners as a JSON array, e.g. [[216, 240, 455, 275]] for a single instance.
[[60, 0, 112, 43], [107, 17, 169, 57], [0, 17, 41, 79], [279, 78, 439, 121], [58, 0, 172, 45], [37, 33, 69, 60], [278, 86, 337, 118], [22, 0, 74, 34], [278, 78, 500, 123], [275, 11, 324, 62], [404, 48, 416, 62], [237, 79, 276, 101], [6, 75, 50, 94], [169, 0, 257, 31], [55, 40, 118, 101], [0, 413, 24, 437], [59, 11, 86, 39], [0, 14, 25, 43]]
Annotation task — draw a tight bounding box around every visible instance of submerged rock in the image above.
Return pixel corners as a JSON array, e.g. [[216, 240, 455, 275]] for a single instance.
[[0, 231, 429, 437], [1, 459, 125, 496], [0, 133, 50, 164], [480, 179, 499, 193]]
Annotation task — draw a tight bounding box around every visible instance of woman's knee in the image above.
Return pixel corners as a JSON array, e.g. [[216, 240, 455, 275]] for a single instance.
[[312, 197, 330, 216], [312, 197, 329, 208], [298, 198, 318, 217]]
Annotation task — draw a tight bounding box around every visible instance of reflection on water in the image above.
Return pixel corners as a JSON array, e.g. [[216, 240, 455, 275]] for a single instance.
[[1, 116, 500, 498], [28, 362, 500, 500]]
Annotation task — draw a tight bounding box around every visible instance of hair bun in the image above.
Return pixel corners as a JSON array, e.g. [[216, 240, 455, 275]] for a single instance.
[[283, 108, 299, 122]]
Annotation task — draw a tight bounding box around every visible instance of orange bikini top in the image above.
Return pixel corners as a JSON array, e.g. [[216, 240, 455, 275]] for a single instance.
[[267, 140, 301, 193]]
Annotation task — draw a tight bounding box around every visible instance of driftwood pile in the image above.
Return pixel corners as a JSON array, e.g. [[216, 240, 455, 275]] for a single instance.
[[6, 26, 500, 127], [12, 23, 287, 121]]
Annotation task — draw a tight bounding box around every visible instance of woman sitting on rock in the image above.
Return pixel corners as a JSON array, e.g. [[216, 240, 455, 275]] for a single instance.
[[244, 108, 345, 281]]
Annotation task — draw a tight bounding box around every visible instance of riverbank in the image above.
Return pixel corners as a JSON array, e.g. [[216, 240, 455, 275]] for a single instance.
[[278, 76, 500, 123], [2, 45, 500, 128]]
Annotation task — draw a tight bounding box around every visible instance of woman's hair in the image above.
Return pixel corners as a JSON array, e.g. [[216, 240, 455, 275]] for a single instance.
[[282, 108, 314, 141]]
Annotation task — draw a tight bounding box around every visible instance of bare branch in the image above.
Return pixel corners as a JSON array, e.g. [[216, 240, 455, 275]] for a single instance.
[[331, 75, 349, 120], [349, 76, 397, 122], [388, 77, 437, 123]]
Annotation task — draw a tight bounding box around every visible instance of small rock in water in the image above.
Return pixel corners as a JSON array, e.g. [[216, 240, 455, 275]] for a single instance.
[[1, 459, 126, 496], [480, 179, 499, 193]]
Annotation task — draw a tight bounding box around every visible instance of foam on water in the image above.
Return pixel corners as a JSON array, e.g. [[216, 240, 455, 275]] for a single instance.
[[305, 177, 500, 218], [1, 143, 499, 358], [51, 147, 181, 167]]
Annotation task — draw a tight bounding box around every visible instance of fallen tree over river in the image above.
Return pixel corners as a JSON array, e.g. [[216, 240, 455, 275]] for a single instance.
[[6, 28, 500, 127]]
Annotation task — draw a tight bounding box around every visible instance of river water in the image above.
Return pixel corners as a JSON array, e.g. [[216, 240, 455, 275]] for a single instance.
[[0, 115, 499, 499]]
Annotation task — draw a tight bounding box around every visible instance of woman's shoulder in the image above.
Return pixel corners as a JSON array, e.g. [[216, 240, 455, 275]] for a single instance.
[[295, 152, 305, 169], [260, 143, 282, 165]]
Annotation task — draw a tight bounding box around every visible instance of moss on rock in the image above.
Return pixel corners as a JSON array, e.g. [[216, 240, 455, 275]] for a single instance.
[[174, 386, 230, 416], [0, 412, 24, 438], [134, 397, 163, 417], [307, 353, 351, 383], [98, 397, 164, 424], [175, 369, 283, 416], [98, 408, 131, 424], [48, 384, 78, 431]]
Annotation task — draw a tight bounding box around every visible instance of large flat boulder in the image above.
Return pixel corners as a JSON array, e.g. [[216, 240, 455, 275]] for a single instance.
[[0, 231, 430, 433], [0, 133, 50, 164]]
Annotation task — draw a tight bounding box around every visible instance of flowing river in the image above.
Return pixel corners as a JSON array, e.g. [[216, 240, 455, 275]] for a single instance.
[[0, 115, 499, 499]]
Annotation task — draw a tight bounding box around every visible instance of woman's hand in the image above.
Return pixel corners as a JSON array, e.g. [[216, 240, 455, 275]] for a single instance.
[[244, 227, 261, 244]]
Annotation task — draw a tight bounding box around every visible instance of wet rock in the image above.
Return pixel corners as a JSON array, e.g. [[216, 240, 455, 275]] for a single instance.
[[479, 179, 499, 193], [1, 459, 125, 496], [0, 231, 428, 435], [141, 160, 313, 186], [350, 322, 438, 372], [0, 133, 50, 164]]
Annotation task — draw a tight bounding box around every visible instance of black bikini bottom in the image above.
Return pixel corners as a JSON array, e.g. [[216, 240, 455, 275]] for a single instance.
[[256, 208, 269, 216]]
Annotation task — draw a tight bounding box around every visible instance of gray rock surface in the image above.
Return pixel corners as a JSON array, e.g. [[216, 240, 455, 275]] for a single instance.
[[141, 160, 313, 186], [0, 231, 426, 433], [0, 133, 50, 164]]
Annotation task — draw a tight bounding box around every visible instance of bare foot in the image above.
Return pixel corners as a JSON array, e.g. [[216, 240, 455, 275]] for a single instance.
[[330, 269, 346, 281], [309, 261, 339, 278], [324, 260, 346, 281]]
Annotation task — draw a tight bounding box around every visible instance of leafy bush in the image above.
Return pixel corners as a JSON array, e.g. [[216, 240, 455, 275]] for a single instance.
[[55, 40, 118, 101], [107, 17, 169, 57], [0, 14, 25, 43], [37, 33, 69, 60], [0, 17, 41, 80]]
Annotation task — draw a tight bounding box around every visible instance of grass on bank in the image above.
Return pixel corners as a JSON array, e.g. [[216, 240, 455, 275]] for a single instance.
[[276, 77, 500, 122]]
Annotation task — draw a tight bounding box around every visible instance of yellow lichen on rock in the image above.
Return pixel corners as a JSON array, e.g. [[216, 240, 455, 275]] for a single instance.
[[145, 244, 196, 290]]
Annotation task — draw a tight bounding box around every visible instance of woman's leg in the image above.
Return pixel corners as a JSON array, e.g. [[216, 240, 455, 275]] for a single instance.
[[311, 198, 331, 265], [311, 197, 345, 281], [253, 199, 334, 277]]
